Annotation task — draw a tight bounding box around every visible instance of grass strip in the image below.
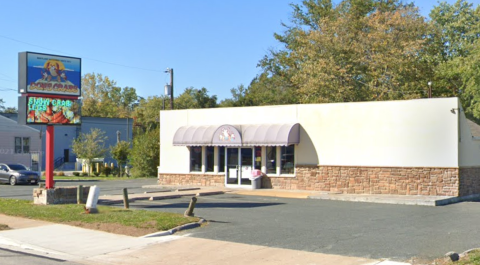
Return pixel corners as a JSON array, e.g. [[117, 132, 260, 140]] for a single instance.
[[0, 198, 198, 231]]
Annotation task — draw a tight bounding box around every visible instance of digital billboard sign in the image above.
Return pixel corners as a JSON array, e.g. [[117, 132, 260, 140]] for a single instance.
[[18, 52, 81, 96], [18, 96, 81, 125]]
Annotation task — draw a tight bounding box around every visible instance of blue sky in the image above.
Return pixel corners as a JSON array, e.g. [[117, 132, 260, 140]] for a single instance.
[[1, 0, 479, 109]]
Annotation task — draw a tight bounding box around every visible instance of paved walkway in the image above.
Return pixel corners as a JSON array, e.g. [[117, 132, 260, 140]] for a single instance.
[[100, 184, 477, 206]]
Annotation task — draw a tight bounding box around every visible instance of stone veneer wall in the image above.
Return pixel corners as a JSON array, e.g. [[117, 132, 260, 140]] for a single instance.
[[33, 186, 91, 205], [158, 166, 480, 197], [459, 167, 480, 196], [262, 165, 461, 196], [158, 173, 224, 187]]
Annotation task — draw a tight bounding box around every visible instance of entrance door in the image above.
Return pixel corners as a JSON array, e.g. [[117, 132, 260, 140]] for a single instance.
[[64, 149, 70, 163], [226, 147, 253, 186]]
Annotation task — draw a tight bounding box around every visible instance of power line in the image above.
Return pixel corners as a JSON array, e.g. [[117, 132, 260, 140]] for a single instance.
[[0, 35, 163, 73]]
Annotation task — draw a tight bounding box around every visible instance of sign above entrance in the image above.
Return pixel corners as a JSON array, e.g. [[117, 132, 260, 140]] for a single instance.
[[212, 125, 242, 146]]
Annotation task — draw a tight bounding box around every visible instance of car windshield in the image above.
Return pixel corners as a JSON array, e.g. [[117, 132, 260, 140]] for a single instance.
[[7, 164, 27, 170]]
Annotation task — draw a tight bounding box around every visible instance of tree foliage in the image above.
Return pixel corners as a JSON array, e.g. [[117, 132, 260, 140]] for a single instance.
[[82, 73, 138, 118], [71, 128, 108, 176], [132, 96, 166, 134], [428, 0, 480, 121], [257, 0, 431, 104], [174, 87, 218, 109], [129, 129, 159, 177], [110, 141, 131, 177]]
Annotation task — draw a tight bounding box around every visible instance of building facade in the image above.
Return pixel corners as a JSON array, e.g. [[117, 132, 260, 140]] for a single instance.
[[0, 114, 133, 169], [158, 97, 480, 197], [0, 115, 42, 169]]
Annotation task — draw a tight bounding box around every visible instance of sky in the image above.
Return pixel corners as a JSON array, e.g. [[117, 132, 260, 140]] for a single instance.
[[1, 0, 479, 109]]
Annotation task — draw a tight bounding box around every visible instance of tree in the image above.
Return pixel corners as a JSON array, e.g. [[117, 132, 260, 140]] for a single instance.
[[174, 87, 218, 109], [129, 129, 159, 177], [0, 99, 5, 112], [81, 73, 138, 118], [132, 95, 167, 134], [257, 0, 431, 104], [71, 128, 108, 176], [428, 0, 480, 120], [110, 141, 130, 177], [219, 84, 253, 107], [3, 107, 17, 113]]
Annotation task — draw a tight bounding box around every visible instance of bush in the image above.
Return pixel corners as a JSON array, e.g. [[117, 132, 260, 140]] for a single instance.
[[72, 172, 80, 176], [82, 172, 88, 177], [102, 166, 112, 177], [111, 167, 120, 177], [56, 171, 65, 176], [129, 129, 159, 177], [93, 171, 100, 177]]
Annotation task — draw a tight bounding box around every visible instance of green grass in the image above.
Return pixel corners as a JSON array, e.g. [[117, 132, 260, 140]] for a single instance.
[[456, 250, 480, 265], [0, 198, 198, 231]]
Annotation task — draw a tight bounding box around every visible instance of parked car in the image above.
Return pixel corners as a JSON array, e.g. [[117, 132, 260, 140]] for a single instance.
[[0, 163, 40, 185]]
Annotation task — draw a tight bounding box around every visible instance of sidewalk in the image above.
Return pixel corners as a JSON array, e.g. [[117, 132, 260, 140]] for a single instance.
[[99, 184, 477, 206], [0, 214, 408, 265]]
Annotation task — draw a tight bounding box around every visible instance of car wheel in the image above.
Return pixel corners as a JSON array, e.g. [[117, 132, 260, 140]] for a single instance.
[[31, 180, 38, 185], [9, 176, 16, 186]]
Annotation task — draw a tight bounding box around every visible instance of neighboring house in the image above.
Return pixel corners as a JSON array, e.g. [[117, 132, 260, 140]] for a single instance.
[[0, 114, 133, 169], [0, 115, 41, 170], [158, 97, 480, 197]]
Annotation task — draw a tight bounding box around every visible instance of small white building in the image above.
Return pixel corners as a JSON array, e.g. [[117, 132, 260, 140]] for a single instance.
[[0, 115, 42, 170], [158, 97, 480, 197]]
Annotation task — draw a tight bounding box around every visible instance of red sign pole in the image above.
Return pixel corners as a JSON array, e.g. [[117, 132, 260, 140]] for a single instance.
[[45, 125, 54, 189]]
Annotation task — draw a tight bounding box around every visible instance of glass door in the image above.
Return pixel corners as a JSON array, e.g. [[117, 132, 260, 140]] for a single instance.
[[240, 148, 253, 185], [225, 147, 254, 186], [226, 148, 239, 184]]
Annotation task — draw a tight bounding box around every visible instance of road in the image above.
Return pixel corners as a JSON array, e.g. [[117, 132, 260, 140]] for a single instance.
[[0, 178, 159, 200], [0, 247, 83, 265], [1, 179, 480, 261]]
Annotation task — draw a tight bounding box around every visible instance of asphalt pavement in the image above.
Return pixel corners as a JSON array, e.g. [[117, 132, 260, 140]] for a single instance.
[[1, 179, 480, 264]]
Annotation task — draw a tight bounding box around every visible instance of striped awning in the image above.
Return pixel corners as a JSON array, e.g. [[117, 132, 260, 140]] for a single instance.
[[172, 123, 300, 146]]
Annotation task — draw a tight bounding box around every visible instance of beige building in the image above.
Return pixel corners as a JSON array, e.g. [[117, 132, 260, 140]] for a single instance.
[[158, 97, 480, 197]]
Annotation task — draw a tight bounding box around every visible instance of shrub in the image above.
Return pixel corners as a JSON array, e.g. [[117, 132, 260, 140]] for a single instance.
[[82, 172, 88, 177], [73, 172, 80, 176], [111, 167, 119, 177], [102, 166, 112, 177], [57, 171, 65, 176], [93, 171, 100, 177]]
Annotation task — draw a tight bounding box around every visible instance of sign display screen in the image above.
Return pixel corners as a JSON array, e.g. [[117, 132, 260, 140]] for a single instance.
[[19, 52, 81, 96], [23, 96, 81, 125]]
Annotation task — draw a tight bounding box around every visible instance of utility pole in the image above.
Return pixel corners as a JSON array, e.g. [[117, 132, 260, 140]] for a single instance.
[[165, 68, 174, 110], [428, 81, 432, 98]]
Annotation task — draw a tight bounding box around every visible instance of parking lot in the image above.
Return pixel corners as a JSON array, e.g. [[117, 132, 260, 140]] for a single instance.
[[1, 179, 480, 261]]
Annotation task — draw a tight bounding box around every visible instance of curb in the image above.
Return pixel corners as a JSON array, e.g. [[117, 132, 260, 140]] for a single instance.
[[141, 218, 207, 238]]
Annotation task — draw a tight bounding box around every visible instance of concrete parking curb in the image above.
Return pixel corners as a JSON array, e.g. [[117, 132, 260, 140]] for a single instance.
[[141, 218, 207, 238]]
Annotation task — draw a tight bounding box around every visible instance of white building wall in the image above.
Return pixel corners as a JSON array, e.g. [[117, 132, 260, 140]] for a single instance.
[[0, 116, 41, 167], [159, 98, 463, 174], [297, 98, 459, 167], [458, 103, 480, 167]]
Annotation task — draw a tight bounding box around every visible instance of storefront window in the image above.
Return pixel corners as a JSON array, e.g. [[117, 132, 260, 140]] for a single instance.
[[190, 147, 202, 172], [254, 147, 261, 170], [218, 147, 225, 172], [206, 146, 214, 172], [266, 146, 276, 174], [281, 145, 295, 174]]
